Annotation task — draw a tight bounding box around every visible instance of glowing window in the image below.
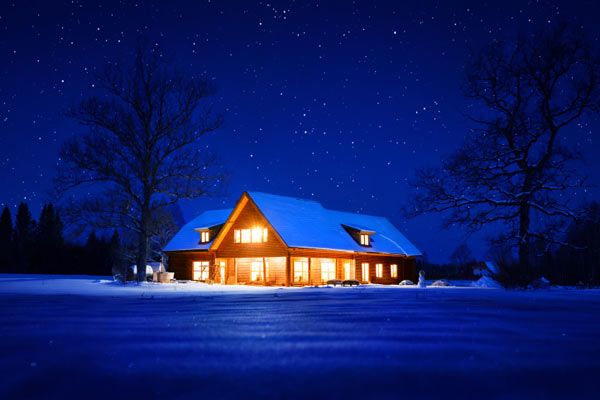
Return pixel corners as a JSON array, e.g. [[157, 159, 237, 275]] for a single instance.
[[234, 229, 241, 243], [241, 229, 251, 243], [293, 260, 308, 283], [391, 264, 398, 278], [193, 261, 209, 281], [376, 263, 383, 278], [263, 228, 268, 242], [200, 231, 210, 243], [361, 262, 369, 282], [343, 262, 351, 280], [251, 227, 263, 243], [360, 234, 370, 246], [251, 261, 263, 281], [321, 261, 335, 282]]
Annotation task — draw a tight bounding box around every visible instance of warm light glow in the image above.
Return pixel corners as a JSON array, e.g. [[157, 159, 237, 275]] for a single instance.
[[294, 260, 308, 283], [193, 261, 209, 281], [376, 263, 383, 278], [251, 227, 263, 243], [200, 231, 210, 243], [251, 260, 263, 281], [360, 234, 370, 246], [234, 227, 267, 244], [241, 229, 251, 243], [321, 261, 335, 282], [344, 262, 351, 280], [391, 264, 398, 278], [361, 262, 369, 282]]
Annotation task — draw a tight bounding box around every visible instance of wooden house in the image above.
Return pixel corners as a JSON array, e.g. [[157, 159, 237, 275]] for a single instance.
[[164, 192, 420, 285]]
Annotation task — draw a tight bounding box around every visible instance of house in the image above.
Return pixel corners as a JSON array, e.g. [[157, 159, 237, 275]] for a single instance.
[[164, 192, 421, 286]]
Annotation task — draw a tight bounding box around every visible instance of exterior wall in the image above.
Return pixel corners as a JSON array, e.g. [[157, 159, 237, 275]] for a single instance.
[[166, 251, 214, 281], [354, 255, 417, 284], [215, 200, 288, 258], [167, 250, 416, 285]]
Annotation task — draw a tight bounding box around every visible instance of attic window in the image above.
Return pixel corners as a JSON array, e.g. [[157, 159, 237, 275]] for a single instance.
[[360, 234, 370, 246], [200, 230, 210, 243], [234, 227, 268, 244]]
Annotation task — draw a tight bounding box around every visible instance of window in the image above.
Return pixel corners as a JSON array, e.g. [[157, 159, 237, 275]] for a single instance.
[[293, 260, 308, 283], [361, 262, 369, 282], [200, 230, 210, 243], [251, 260, 263, 281], [219, 261, 226, 284], [376, 263, 383, 278], [343, 262, 351, 280], [391, 264, 398, 278], [234, 228, 268, 244], [241, 229, 251, 243], [360, 234, 370, 246], [321, 261, 335, 282], [193, 261, 209, 281]]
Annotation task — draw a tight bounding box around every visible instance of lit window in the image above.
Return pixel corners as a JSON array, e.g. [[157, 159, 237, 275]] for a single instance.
[[200, 231, 210, 243], [361, 262, 369, 282], [241, 229, 251, 243], [343, 262, 351, 280], [251, 227, 263, 243], [193, 261, 210, 281], [360, 234, 370, 246], [293, 260, 308, 283], [391, 264, 398, 278], [376, 263, 383, 278], [234, 227, 267, 244], [251, 260, 263, 281], [321, 261, 335, 282]]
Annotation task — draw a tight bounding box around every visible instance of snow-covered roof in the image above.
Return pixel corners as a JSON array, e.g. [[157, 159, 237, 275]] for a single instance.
[[163, 209, 232, 251], [164, 192, 421, 256]]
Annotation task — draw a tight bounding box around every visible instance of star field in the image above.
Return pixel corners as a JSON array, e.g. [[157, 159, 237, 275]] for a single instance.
[[1, 0, 599, 261]]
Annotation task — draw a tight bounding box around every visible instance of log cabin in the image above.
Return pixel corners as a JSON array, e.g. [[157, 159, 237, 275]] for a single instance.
[[164, 192, 421, 286]]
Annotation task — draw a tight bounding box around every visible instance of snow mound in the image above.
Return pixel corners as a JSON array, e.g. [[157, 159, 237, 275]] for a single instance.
[[430, 279, 451, 287], [528, 277, 551, 290], [471, 276, 503, 289], [399, 279, 415, 286]]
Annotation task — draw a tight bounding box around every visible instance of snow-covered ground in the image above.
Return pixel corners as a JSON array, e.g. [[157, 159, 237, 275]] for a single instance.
[[1, 274, 600, 399]]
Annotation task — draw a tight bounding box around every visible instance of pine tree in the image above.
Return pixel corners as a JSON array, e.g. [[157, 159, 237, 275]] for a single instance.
[[14, 202, 35, 273], [34, 203, 65, 273], [0, 206, 14, 272]]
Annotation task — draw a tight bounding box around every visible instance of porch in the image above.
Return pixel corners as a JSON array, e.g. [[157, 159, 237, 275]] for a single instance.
[[207, 257, 356, 286]]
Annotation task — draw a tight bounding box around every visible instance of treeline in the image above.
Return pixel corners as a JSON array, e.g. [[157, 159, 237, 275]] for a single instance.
[[420, 203, 600, 287], [0, 202, 124, 276]]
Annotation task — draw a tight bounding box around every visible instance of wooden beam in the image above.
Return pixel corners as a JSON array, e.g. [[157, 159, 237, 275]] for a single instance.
[[308, 257, 312, 285], [262, 257, 267, 286], [285, 254, 291, 287]]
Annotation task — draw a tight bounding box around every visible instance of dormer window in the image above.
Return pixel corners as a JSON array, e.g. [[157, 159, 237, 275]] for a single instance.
[[200, 230, 210, 243], [360, 234, 370, 246]]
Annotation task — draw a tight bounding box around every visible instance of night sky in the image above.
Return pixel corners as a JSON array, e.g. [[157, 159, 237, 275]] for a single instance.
[[1, 0, 599, 262]]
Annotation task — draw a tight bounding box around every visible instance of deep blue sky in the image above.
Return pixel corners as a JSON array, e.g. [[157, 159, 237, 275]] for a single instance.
[[1, 0, 599, 262]]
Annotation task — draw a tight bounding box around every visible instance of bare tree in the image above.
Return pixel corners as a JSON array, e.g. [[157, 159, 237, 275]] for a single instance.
[[55, 42, 223, 281], [407, 23, 600, 271]]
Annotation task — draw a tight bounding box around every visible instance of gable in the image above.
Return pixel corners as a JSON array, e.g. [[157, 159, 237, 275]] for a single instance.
[[211, 194, 288, 258]]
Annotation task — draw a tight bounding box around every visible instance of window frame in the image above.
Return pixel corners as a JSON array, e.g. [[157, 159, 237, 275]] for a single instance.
[[376, 263, 383, 278], [193, 261, 210, 281], [200, 230, 210, 243], [361, 262, 369, 282], [390, 264, 398, 278], [321, 261, 336, 282]]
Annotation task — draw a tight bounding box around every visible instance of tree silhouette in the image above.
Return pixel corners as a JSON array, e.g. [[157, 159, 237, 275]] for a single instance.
[[0, 206, 13, 272], [408, 23, 600, 271], [14, 203, 35, 273], [55, 42, 223, 281]]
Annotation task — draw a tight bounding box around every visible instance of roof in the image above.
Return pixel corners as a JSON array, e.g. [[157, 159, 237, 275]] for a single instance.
[[164, 192, 421, 256], [163, 208, 232, 251]]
